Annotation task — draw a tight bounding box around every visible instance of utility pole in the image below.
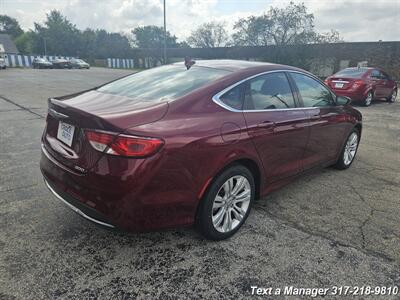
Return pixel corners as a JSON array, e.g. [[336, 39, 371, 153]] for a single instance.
[[163, 0, 167, 64]]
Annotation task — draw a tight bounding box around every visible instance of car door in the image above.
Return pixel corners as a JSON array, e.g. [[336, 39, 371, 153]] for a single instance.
[[240, 72, 310, 182], [379, 71, 394, 97], [370, 69, 385, 97], [288, 72, 348, 169]]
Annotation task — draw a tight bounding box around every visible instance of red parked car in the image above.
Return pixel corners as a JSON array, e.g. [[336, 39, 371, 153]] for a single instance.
[[325, 67, 397, 106], [40, 60, 362, 240]]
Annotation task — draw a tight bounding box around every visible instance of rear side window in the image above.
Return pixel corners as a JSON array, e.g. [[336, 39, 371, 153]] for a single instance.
[[220, 85, 243, 110], [335, 68, 368, 78], [371, 69, 381, 78], [291, 73, 334, 107], [244, 72, 295, 110], [98, 65, 230, 101]]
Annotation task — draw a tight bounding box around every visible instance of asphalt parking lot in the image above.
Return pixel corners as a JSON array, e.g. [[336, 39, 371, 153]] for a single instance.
[[1, 67, 399, 299]]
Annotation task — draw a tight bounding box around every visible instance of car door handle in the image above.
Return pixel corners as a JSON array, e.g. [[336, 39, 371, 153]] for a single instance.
[[257, 121, 275, 129]]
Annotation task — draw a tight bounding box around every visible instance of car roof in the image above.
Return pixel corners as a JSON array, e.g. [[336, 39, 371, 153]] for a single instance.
[[173, 59, 278, 72]]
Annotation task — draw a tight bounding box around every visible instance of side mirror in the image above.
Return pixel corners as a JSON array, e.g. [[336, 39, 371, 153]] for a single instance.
[[336, 96, 351, 106]]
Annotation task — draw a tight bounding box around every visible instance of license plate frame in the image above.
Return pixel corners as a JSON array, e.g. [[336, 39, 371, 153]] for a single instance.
[[57, 121, 75, 147]]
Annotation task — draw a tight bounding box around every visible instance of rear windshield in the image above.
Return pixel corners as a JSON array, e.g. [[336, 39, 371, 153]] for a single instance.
[[97, 65, 230, 101], [334, 68, 368, 78]]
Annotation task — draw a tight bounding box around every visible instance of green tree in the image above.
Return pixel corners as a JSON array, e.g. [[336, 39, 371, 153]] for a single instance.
[[131, 25, 178, 64], [77, 28, 97, 58], [187, 22, 228, 48], [267, 2, 315, 45], [313, 29, 343, 44], [94, 30, 132, 59], [233, 16, 272, 46], [0, 15, 23, 39], [132, 25, 178, 49], [14, 31, 37, 53], [177, 40, 191, 48], [232, 2, 341, 46], [33, 10, 80, 56]]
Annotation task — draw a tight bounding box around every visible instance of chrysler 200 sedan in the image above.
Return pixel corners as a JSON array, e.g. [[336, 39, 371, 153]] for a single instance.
[[40, 60, 362, 240]]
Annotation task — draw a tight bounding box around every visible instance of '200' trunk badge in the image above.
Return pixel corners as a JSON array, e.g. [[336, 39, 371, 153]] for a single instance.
[[74, 165, 86, 173]]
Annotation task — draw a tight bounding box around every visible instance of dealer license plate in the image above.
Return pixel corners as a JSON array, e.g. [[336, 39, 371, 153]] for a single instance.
[[57, 121, 75, 146], [335, 83, 344, 88]]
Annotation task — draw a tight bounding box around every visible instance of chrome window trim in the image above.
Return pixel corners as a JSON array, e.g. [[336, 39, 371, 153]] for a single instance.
[[44, 179, 115, 228], [212, 69, 335, 112]]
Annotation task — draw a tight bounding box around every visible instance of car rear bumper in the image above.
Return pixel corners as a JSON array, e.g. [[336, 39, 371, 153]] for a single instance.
[[332, 89, 367, 101], [40, 144, 197, 232], [44, 178, 115, 228]]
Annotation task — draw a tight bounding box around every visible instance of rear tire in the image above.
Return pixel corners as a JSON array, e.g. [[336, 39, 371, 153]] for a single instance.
[[363, 91, 373, 106], [334, 128, 360, 170], [196, 165, 255, 240], [387, 89, 397, 103]]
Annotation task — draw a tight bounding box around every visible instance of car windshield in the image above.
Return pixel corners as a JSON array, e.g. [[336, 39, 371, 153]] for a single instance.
[[97, 64, 231, 101], [334, 68, 368, 78], [74, 59, 84, 63]]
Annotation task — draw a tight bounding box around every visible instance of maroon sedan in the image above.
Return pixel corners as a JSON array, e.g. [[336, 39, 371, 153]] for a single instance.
[[325, 67, 397, 106], [40, 60, 362, 240]]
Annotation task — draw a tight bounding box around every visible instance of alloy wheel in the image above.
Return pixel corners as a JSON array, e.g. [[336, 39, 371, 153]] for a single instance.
[[391, 90, 397, 102], [212, 175, 251, 233], [343, 132, 358, 165], [365, 92, 372, 106]]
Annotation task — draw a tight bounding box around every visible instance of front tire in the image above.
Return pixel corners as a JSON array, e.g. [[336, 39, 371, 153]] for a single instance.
[[364, 91, 373, 106], [196, 165, 255, 240], [334, 128, 360, 170]]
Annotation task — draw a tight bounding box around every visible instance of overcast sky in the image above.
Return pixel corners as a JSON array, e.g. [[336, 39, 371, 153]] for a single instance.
[[1, 0, 399, 42]]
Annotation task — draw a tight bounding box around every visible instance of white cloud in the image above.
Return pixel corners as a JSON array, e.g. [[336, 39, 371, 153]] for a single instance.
[[308, 0, 400, 41], [1, 0, 399, 42]]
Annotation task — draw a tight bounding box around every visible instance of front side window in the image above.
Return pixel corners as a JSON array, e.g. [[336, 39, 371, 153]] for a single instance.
[[244, 72, 295, 110], [291, 73, 334, 107], [98, 65, 230, 102]]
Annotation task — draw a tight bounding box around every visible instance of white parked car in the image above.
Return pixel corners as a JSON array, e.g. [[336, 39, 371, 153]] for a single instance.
[[0, 55, 6, 69]]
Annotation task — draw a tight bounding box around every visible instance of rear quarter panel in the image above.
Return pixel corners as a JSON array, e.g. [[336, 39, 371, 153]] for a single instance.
[[123, 87, 264, 221]]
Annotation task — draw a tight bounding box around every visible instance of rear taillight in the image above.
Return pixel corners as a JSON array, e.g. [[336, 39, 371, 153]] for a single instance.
[[352, 80, 364, 89], [85, 130, 164, 158]]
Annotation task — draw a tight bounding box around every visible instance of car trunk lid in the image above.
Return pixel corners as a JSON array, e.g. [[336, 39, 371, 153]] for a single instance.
[[326, 77, 358, 90], [43, 90, 168, 173]]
